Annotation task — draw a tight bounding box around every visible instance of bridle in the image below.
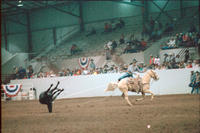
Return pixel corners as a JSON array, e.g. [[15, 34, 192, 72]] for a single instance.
[[150, 70, 158, 80]]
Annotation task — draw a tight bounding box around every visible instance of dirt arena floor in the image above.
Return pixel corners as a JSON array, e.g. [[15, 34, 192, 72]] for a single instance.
[[2, 94, 200, 133]]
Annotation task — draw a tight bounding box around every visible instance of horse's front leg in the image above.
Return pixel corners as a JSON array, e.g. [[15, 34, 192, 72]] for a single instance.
[[142, 89, 154, 101], [124, 91, 133, 106]]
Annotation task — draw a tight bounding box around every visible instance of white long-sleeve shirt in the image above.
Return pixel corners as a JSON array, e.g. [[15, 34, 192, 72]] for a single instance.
[[127, 64, 144, 74], [167, 39, 176, 47]]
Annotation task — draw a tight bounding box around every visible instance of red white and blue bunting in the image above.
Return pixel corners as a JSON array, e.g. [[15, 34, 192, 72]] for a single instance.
[[1, 84, 22, 97], [78, 57, 90, 70]]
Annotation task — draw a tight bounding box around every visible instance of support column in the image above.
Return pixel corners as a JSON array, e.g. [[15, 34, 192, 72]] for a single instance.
[[142, 0, 148, 27], [3, 17, 8, 51], [199, 0, 200, 31], [53, 27, 56, 46], [26, 11, 33, 60], [79, 1, 84, 32], [180, 0, 184, 18]]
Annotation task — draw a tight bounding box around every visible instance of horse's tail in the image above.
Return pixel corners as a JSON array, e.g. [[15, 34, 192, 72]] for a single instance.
[[105, 82, 118, 92]]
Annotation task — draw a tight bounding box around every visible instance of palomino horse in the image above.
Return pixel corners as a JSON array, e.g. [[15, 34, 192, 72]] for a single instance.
[[105, 70, 159, 106]]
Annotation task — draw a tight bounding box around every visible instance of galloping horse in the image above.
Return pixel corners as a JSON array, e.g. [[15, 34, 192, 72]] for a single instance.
[[105, 70, 159, 106]]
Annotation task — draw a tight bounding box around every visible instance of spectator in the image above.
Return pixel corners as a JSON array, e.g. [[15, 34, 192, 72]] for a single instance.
[[127, 34, 135, 45], [175, 33, 183, 47], [123, 44, 136, 53], [58, 68, 65, 77], [104, 41, 112, 60], [113, 18, 125, 30], [99, 67, 104, 74], [154, 56, 160, 66], [89, 59, 96, 71], [49, 70, 56, 77], [149, 29, 157, 41], [192, 60, 200, 72], [186, 60, 193, 68], [178, 61, 185, 68], [111, 40, 117, 53], [140, 38, 147, 50], [156, 28, 162, 39], [119, 34, 125, 44], [38, 72, 44, 78], [171, 53, 178, 68], [118, 18, 125, 28], [149, 16, 155, 32], [182, 33, 189, 44], [70, 44, 82, 55], [190, 71, 196, 94], [18, 66, 26, 79], [66, 68, 72, 76], [184, 50, 190, 63], [103, 64, 109, 73], [27, 65, 34, 79], [108, 23, 112, 32], [167, 37, 176, 48], [175, 54, 181, 63], [149, 55, 155, 66], [104, 23, 109, 33], [104, 40, 112, 50], [194, 71, 200, 94], [163, 54, 169, 63], [13, 66, 19, 79]]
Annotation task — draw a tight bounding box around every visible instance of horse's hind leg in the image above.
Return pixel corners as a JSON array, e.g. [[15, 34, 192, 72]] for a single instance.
[[136, 92, 145, 101], [52, 89, 64, 101], [46, 84, 53, 93], [50, 81, 60, 93], [121, 93, 125, 99], [124, 91, 133, 106]]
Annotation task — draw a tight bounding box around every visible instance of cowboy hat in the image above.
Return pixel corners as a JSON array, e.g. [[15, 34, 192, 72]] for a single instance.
[[132, 58, 137, 63]]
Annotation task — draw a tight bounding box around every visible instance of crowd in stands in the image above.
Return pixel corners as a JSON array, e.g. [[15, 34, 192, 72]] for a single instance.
[[69, 17, 188, 59], [103, 33, 148, 60], [161, 26, 200, 50], [12, 65, 34, 79], [141, 16, 174, 42], [102, 18, 125, 34], [10, 17, 199, 81], [11, 55, 199, 80]]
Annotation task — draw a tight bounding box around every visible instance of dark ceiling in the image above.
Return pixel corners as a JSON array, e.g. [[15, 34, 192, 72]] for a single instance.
[[1, 0, 74, 16], [1, 0, 142, 17]]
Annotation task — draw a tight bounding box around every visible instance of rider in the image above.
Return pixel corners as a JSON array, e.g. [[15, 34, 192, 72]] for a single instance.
[[118, 59, 144, 93], [39, 81, 64, 113]]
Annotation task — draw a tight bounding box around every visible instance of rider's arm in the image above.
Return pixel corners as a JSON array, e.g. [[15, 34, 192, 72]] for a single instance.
[[136, 66, 144, 73]]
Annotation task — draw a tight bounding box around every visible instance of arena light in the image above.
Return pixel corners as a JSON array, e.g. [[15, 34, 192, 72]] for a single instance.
[[17, 0, 23, 7]]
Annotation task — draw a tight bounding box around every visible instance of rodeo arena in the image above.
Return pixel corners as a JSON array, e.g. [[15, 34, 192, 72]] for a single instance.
[[1, 0, 200, 133]]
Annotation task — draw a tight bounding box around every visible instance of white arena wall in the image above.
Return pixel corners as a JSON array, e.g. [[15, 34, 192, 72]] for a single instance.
[[10, 68, 198, 100]]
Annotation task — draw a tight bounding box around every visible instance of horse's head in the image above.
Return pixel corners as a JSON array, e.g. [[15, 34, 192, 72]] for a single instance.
[[148, 70, 159, 80]]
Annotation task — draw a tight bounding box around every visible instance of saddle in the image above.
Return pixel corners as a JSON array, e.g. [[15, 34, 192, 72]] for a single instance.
[[127, 77, 143, 93]]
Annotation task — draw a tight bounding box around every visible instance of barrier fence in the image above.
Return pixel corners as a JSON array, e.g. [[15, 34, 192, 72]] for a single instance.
[[7, 68, 197, 101]]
